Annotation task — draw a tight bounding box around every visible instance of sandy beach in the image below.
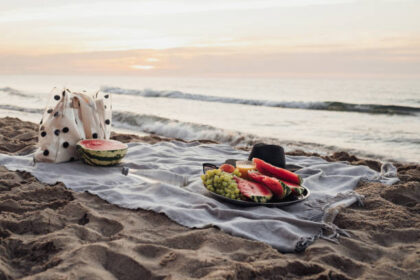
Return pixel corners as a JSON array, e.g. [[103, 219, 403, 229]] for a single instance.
[[0, 117, 419, 280]]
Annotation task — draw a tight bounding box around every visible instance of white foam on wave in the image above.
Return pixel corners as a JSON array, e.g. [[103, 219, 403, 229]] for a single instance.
[[102, 86, 319, 109], [111, 111, 399, 161], [112, 111, 262, 146]]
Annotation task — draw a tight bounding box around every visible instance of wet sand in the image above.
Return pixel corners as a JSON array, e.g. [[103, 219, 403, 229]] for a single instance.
[[0, 117, 419, 279]]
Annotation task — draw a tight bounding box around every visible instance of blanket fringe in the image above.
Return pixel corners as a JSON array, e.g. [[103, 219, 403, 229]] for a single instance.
[[295, 192, 363, 251]]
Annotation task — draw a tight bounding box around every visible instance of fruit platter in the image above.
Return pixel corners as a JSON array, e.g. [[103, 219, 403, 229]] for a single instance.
[[201, 158, 310, 207]]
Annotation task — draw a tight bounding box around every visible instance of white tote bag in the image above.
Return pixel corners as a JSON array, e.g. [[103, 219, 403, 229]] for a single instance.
[[34, 88, 112, 163]]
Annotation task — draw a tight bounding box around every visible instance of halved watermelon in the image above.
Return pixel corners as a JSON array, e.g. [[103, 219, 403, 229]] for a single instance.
[[248, 171, 291, 199], [234, 177, 272, 203], [253, 158, 302, 185], [77, 139, 128, 166]]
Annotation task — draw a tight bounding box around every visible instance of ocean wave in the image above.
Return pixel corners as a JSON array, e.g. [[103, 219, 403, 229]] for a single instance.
[[404, 98, 420, 105], [0, 104, 249, 145], [102, 86, 420, 116], [112, 111, 262, 146], [0, 104, 413, 162], [111, 111, 406, 162], [0, 104, 43, 114], [0, 104, 315, 149], [0, 87, 33, 98]]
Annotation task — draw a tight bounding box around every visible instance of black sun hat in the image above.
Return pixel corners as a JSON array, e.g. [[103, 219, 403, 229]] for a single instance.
[[204, 143, 287, 173], [248, 143, 286, 168]]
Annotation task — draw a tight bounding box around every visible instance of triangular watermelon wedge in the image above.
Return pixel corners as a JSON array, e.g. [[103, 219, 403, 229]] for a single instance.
[[279, 180, 305, 196], [234, 177, 273, 203], [253, 158, 302, 185]]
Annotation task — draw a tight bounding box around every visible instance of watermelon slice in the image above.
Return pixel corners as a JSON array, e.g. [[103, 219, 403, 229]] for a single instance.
[[247, 170, 267, 184], [281, 180, 305, 196], [248, 171, 291, 199], [234, 177, 273, 203], [253, 158, 302, 185]]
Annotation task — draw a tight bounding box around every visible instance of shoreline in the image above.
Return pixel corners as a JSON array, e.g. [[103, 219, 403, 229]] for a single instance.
[[0, 117, 419, 279], [1, 106, 418, 164]]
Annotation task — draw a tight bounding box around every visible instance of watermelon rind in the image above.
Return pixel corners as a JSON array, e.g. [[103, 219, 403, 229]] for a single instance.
[[279, 180, 304, 196], [79, 152, 96, 166], [80, 152, 123, 166], [82, 149, 127, 160], [279, 182, 292, 199], [250, 194, 271, 203]]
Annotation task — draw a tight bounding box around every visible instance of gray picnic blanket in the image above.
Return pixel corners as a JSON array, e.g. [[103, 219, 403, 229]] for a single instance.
[[0, 141, 399, 252]]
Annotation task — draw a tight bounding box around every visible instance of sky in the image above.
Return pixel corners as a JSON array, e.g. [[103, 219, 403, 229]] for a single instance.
[[0, 0, 419, 78]]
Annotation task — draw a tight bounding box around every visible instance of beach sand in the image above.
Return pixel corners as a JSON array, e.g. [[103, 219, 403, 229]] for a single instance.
[[0, 117, 419, 280]]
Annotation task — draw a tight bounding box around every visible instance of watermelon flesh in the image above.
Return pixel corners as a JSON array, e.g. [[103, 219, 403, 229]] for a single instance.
[[234, 177, 273, 203], [247, 170, 268, 185], [78, 139, 127, 151], [253, 158, 302, 185]]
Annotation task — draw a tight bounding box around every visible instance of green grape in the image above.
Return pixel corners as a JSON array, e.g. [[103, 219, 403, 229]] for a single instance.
[[202, 169, 244, 201], [232, 168, 241, 177]]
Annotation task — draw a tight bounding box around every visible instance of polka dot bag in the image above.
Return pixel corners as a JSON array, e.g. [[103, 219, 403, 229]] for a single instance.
[[34, 88, 112, 163]]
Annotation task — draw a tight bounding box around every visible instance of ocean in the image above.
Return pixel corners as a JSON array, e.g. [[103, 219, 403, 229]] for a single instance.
[[0, 75, 419, 163]]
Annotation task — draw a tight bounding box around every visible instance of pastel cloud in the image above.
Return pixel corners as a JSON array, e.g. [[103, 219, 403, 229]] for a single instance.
[[0, 0, 419, 77], [1, 44, 419, 78]]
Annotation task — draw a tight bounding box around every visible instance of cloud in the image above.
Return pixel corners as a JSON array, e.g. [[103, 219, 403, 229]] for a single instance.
[[0, 0, 356, 23], [146, 58, 160, 62], [131, 65, 155, 70], [1, 45, 419, 78]]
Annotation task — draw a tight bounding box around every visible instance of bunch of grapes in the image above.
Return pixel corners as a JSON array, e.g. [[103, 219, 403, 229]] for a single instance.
[[201, 169, 244, 200]]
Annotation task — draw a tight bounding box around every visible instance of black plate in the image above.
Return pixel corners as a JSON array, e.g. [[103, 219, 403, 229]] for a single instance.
[[203, 183, 310, 207], [201, 163, 310, 207]]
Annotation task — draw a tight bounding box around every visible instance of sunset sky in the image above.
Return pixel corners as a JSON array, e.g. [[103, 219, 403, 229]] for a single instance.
[[1, 0, 419, 77]]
